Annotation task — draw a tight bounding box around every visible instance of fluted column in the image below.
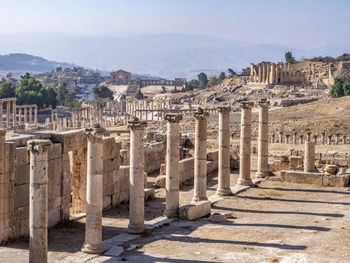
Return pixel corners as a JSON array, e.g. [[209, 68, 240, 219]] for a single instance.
[[216, 106, 231, 195], [256, 99, 269, 178], [128, 117, 147, 233], [237, 102, 253, 186], [164, 114, 182, 217], [81, 123, 108, 254], [192, 108, 209, 202], [27, 139, 52, 263]]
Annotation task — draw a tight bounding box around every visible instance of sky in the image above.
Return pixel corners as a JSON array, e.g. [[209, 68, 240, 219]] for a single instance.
[[0, 0, 349, 47]]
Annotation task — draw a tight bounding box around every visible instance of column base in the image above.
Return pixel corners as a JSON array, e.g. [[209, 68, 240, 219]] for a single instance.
[[255, 171, 269, 178], [236, 178, 253, 186], [128, 223, 145, 234], [81, 242, 104, 254], [215, 188, 232, 196], [164, 208, 179, 218], [191, 196, 208, 204]]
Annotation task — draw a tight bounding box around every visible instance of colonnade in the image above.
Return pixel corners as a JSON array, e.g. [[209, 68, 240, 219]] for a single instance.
[[271, 131, 348, 145]]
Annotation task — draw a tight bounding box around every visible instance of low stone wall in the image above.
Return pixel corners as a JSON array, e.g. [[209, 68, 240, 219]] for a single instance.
[[280, 170, 350, 187]]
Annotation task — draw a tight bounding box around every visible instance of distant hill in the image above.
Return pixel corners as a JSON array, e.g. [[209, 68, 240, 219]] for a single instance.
[[0, 33, 348, 79], [0, 53, 75, 73]]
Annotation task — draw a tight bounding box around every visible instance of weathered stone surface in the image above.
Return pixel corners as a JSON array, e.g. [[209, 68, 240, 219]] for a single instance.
[[280, 170, 323, 185], [104, 246, 124, 257], [179, 200, 211, 221]]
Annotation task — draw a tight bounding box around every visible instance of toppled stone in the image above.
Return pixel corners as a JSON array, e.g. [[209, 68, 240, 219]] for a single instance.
[[155, 175, 166, 188], [208, 212, 233, 222], [208, 194, 224, 204], [230, 185, 250, 195], [179, 201, 211, 221], [102, 233, 140, 250], [104, 246, 124, 257], [144, 188, 155, 201], [145, 216, 174, 230], [57, 252, 97, 263]]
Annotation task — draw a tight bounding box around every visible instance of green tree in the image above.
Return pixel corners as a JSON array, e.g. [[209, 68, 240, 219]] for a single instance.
[[187, 79, 200, 90], [197, 72, 208, 89], [93, 85, 114, 100], [56, 82, 68, 105], [15, 73, 57, 108], [330, 78, 345, 98], [228, 68, 236, 77], [218, 72, 226, 82], [343, 81, 350, 96], [0, 81, 15, 98], [285, 51, 296, 64], [208, 75, 219, 87], [241, 67, 251, 75]]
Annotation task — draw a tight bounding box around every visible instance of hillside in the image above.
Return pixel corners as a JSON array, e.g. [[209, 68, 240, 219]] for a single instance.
[[0, 53, 75, 73]]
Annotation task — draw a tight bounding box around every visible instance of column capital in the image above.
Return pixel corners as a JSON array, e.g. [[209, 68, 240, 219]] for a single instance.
[[194, 107, 209, 120], [128, 116, 147, 130], [27, 139, 52, 153], [258, 98, 270, 107], [217, 106, 231, 113], [84, 123, 109, 137], [240, 102, 254, 109], [165, 113, 183, 123]]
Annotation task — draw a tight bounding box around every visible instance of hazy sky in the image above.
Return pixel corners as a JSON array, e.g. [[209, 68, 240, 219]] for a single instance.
[[0, 0, 349, 47]]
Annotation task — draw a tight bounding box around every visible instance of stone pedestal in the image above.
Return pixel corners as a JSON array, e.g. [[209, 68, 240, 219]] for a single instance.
[[304, 141, 315, 172], [81, 124, 108, 254], [27, 139, 52, 263], [237, 102, 254, 186], [128, 117, 147, 233], [256, 100, 269, 178], [192, 108, 209, 203], [216, 106, 231, 195], [164, 114, 182, 217]]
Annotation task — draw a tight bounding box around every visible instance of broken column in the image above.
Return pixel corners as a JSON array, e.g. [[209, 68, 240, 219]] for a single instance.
[[81, 123, 108, 254], [256, 99, 270, 178], [343, 135, 347, 144], [216, 106, 231, 195], [299, 134, 304, 144], [279, 131, 283, 144], [164, 113, 183, 217], [271, 133, 275, 144], [313, 135, 318, 145], [237, 102, 254, 186], [293, 131, 297, 145], [192, 108, 209, 202], [27, 139, 52, 263], [307, 131, 311, 142], [285, 134, 290, 144], [327, 134, 332, 145], [128, 117, 147, 233], [304, 141, 315, 172], [336, 134, 341, 145]]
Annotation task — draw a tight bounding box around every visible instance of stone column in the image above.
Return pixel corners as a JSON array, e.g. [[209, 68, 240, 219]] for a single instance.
[[293, 132, 297, 145], [313, 135, 318, 145], [27, 139, 52, 263], [271, 133, 275, 144], [306, 131, 311, 142], [336, 134, 341, 145], [128, 117, 147, 233], [0, 102, 3, 128], [285, 134, 290, 144], [6, 101, 10, 127], [327, 134, 332, 145], [256, 100, 269, 178], [279, 131, 283, 144], [343, 135, 347, 145], [216, 106, 231, 195], [321, 131, 326, 144], [192, 108, 209, 202], [24, 107, 28, 124], [29, 106, 33, 124], [164, 114, 182, 217], [18, 108, 22, 125], [34, 106, 38, 124], [81, 123, 108, 254], [12, 100, 16, 126], [237, 102, 254, 186], [299, 134, 304, 144], [304, 141, 315, 172]]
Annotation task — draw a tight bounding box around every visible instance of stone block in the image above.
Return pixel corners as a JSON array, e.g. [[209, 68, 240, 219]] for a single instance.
[[51, 130, 86, 153], [155, 175, 166, 188], [323, 174, 350, 187], [15, 147, 29, 167], [14, 165, 29, 185], [179, 200, 211, 221], [48, 143, 62, 160], [280, 170, 323, 185], [103, 138, 120, 160], [14, 184, 29, 209]]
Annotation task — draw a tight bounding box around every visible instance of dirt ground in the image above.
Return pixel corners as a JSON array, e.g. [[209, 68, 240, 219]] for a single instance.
[[1, 168, 350, 263]]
